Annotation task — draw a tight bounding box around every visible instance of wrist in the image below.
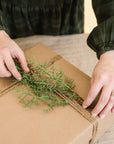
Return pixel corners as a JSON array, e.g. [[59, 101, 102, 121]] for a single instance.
[[0, 30, 10, 39], [100, 50, 114, 60]]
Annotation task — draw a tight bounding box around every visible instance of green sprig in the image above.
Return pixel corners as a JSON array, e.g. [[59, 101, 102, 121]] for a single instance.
[[12, 57, 80, 111]]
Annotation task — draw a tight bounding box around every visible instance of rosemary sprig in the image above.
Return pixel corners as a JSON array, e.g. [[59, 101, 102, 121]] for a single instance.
[[12, 57, 80, 111]]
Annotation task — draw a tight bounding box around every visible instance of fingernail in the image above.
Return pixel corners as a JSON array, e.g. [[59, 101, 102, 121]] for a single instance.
[[83, 105, 87, 109], [17, 77, 22, 81], [92, 113, 97, 117], [100, 114, 105, 119]]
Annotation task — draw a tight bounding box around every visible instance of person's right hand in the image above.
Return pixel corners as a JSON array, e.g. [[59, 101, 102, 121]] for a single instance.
[[0, 30, 30, 80]]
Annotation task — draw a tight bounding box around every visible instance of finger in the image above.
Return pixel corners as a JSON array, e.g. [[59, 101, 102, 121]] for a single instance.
[[91, 85, 112, 117], [3, 51, 22, 80], [90, 76, 94, 85], [0, 57, 11, 77], [16, 50, 30, 73], [99, 95, 114, 119], [82, 78, 103, 108], [111, 106, 114, 114]]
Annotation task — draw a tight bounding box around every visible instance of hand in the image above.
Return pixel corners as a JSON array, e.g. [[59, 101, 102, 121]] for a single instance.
[[82, 50, 114, 119], [0, 30, 29, 80]]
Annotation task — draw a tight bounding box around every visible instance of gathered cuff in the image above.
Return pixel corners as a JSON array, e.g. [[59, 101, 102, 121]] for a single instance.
[[0, 11, 11, 36], [87, 16, 114, 59]]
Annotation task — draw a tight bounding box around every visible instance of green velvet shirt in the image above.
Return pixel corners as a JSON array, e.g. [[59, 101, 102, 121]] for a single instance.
[[0, 0, 114, 59]]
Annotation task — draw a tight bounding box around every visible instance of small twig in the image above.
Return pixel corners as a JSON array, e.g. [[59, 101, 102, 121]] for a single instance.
[[12, 57, 80, 111]]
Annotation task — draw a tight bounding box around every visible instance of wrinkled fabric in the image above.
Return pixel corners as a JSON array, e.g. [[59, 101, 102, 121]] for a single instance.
[[0, 0, 114, 60], [0, 0, 84, 38], [87, 0, 114, 59]]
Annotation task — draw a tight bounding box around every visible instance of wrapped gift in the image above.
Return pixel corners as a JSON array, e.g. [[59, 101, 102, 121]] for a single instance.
[[0, 43, 113, 144]]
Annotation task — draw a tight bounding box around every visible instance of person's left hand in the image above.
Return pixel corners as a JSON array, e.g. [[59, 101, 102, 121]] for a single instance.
[[82, 50, 114, 119]]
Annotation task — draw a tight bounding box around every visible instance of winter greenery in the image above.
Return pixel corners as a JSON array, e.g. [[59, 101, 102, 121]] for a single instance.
[[12, 57, 80, 111]]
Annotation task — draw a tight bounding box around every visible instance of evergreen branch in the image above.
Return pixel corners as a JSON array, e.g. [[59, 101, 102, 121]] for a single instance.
[[12, 57, 80, 111]]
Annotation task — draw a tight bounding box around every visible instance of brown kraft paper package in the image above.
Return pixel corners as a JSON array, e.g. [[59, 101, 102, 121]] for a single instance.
[[0, 43, 114, 144]]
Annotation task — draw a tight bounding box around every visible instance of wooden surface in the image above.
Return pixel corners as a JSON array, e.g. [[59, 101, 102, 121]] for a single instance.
[[14, 34, 114, 144]]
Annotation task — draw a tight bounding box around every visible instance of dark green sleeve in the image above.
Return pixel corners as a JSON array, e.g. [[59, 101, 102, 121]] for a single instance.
[[0, 10, 10, 35], [87, 0, 114, 59]]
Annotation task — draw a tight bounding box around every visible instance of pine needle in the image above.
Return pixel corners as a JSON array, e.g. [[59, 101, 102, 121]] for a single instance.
[[12, 57, 80, 111]]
